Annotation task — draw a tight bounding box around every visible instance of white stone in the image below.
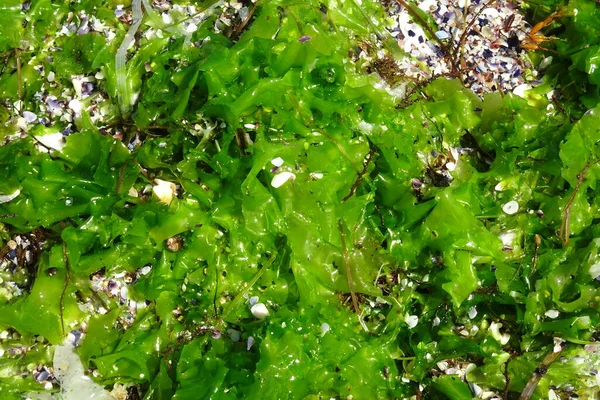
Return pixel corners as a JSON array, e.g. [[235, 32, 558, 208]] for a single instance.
[[270, 157, 284, 167], [152, 179, 177, 205], [513, 84, 532, 98], [250, 303, 269, 319], [271, 172, 295, 188], [502, 201, 519, 215], [468, 307, 477, 319]]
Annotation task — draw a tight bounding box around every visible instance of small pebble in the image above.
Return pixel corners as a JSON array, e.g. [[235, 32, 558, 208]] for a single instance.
[[250, 303, 269, 319], [502, 200, 519, 215], [271, 171, 295, 188]]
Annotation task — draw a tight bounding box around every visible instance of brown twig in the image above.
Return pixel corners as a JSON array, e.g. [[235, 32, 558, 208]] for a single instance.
[[115, 159, 155, 195], [395, 0, 452, 66], [451, 0, 499, 76], [342, 147, 375, 202], [60, 242, 71, 336], [551, 94, 578, 123], [558, 159, 600, 245], [519, 342, 565, 400], [231, 6, 256, 39], [338, 220, 359, 314], [16, 48, 22, 100], [502, 353, 518, 399], [531, 234, 541, 274]]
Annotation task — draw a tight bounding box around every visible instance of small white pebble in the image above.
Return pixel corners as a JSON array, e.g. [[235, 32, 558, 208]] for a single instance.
[[68, 99, 82, 115], [248, 296, 259, 307], [47, 71, 55, 82], [23, 111, 37, 123], [513, 84, 532, 98], [539, 56, 553, 70], [435, 31, 449, 40], [247, 336, 255, 350], [162, 13, 173, 24], [271, 171, 295, 188], [437, 361, 449, 371], [545, 310, 560, 319], [468, 307, 477, 319], [553, 337, 565, 353], [250, 303, 269, 319], [502, 200, 519, 215], [270, 157, 284, 167], [185, 22, 197, 33], [152, 179, 177, 205], [320, 323, 330, 336]]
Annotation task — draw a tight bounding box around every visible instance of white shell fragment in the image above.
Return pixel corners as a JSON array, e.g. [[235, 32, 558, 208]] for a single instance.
[[152, 179, 177, 205], [250, 303, 269, 319], [68, 99, 82, 115], [405, 314, 419, 329], [0, 189, 20, 204], [53, 339, 112, 400], [502, 201, 519, 215], [468, 307, 478, 319], [513, 84, 532, 98], [589, 262, 600, 280], [539, 56, 553, 70], [271, 171, 295, 188], [35, 133, 66, 151], [435, 31, 449, 40], [488, 322, 511, 345], [23, 111, 37, 123]]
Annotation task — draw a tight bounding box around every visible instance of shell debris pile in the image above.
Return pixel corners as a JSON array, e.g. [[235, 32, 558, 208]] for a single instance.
[[381, 0, 539, 94]]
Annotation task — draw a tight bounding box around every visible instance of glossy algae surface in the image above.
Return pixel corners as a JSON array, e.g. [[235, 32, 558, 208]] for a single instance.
[[0, 0, 600, 399]]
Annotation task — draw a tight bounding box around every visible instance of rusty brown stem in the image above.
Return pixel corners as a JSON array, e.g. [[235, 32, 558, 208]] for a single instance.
[[231, 6, 256, 39], [395, 0, 451, 64], [559, 159, 600, 245], [16, 48, 22, 100], [60, 242, 71, 336], [338, 220, 359, 314], [342, 147, 375, 202], [451, 0, 499, 77], [115, 159, 155, 195], [531, 234, 541, 274]]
